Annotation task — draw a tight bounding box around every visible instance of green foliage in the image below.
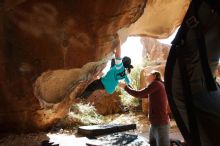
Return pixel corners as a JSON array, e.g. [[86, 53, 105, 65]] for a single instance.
[[129, 64, 142, 89], [118, 64, 144, 110], [119, 89, 139, 110]]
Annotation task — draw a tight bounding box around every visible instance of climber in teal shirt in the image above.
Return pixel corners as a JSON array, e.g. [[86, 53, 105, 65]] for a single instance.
[[101, 57, 131, 94], [79, 45, 133, 99]]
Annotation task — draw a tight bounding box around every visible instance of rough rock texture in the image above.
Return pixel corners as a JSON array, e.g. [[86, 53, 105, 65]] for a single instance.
[[87, 90, 122, 115], [118, 0, 190, 42], [0, 0, 146, 132], [34, 62, 106, 106], [141, 37, 170, 61]]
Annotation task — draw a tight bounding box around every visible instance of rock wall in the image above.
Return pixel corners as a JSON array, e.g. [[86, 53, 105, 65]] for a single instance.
[[87, 90, 122, 115], [118, 0, 190, 42], [141, 37, 170, 61], [0, 0, 190, 132], [0, 0, 146, 132]]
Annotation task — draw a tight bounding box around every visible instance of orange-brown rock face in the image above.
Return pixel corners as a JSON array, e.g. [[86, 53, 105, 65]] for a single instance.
[[141, 37, 170, 61], [118, 0, 190, 41], [87, 90, 122, 115], [0, 0, 146, 132]]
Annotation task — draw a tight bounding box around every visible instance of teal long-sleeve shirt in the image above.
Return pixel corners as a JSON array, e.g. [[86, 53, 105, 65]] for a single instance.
[[101, 58, 130, 94]]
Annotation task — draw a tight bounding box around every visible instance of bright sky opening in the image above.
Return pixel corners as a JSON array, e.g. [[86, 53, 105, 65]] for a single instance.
[[121, 36, 143, 65], [102, 28, 179, 74], [102, 36, 143, 74]]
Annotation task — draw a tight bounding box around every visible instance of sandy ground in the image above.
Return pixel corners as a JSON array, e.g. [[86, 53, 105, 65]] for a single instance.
[[0, 113, 183, 146]]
